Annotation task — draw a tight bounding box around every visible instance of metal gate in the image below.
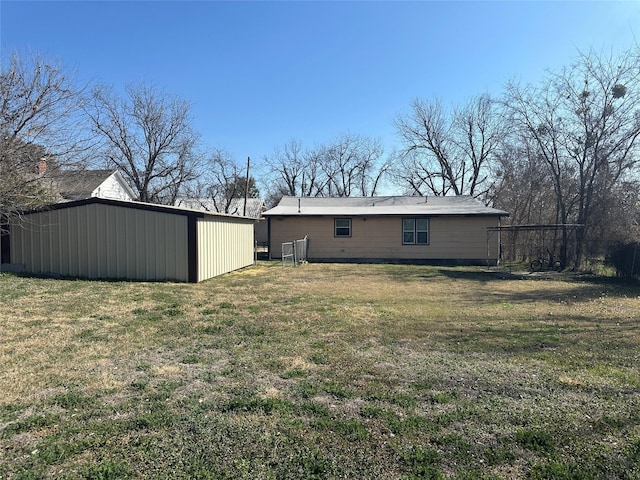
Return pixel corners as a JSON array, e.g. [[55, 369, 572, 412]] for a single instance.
[[282, 235, 308, 268]]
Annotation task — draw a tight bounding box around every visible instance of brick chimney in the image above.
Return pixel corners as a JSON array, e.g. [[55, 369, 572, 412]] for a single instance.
[[35, 159, 47, 175]]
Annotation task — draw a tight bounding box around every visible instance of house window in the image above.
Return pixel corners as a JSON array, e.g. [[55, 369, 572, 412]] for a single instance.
[[403, 218, 429, 245], [335, 218, 352, 237]]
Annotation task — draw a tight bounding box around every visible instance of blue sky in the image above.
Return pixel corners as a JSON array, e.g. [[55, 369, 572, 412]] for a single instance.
[[2, 1, 639, 179]]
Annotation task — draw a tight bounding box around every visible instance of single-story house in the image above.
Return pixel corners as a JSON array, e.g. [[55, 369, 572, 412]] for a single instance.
[[262, 195, 509, 265], [1, 197, 254, 282]]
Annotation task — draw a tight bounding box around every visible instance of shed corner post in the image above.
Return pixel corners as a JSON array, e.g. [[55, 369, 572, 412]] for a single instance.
[[187, 215, 199, 283], [267, 217, 272, 260]]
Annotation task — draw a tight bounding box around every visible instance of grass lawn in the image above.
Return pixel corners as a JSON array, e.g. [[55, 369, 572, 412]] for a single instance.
[[1, 262, 639, 479]]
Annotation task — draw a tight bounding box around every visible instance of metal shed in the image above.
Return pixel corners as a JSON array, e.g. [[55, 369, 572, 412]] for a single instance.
[[1, 198, 255, 282]]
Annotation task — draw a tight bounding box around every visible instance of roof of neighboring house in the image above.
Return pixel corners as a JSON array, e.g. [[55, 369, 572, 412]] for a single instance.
[[263, 195, 509, 217], [51, 169, 136, 201], [175, 198, 265, 218]]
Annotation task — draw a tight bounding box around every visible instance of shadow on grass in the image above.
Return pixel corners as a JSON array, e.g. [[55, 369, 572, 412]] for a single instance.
[[436, 268, 501, 283], [435, 268, 640, 301], [445, 313, 640, 354]]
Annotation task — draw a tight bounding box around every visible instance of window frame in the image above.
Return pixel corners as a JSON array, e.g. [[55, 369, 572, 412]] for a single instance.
[[402, 217, 429, 245], [334, 218, 352, 238]]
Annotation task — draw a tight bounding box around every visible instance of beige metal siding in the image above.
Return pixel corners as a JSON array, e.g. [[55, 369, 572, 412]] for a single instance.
[[197, 215, 254, 281], [10, 203, 190, 281], [270, 216, 501, 262]]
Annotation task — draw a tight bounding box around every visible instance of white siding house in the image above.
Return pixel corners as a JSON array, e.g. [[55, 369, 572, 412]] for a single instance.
[[52, 169, 136, 202]]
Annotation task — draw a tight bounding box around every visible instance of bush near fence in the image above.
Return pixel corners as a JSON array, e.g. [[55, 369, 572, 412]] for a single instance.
[[607, 241, 640, 278]]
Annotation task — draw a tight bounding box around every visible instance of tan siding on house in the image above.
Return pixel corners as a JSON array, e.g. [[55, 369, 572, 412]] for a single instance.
[[10, 203, 190, 281], [269, 215, 500, 262], [197, 216, 254, 281]]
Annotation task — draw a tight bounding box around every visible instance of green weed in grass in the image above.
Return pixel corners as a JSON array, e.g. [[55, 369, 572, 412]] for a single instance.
[[1, 413, 61, 439], [182, 353, 200, 364], [130, 402, 174, 430], [0, 402, 23, 421], [387, 413, 439, 435], [311, 417, 369, 440], [280, 368, 308, 379], [290, 446, 331, 479], [129, 378, 149, 391], [482, 442, 516, 466], [239, 323, 265, 337], [136, 362, 151, 371], [430, 390, 458, 404], [627, 437, 640, 461], [390, 392, 419, 407], [321, 380, 352, 399], [222, 395, 295, 414], [401, 445, 443, 479], [198, 324, 222, 335], [301, 401, 331, 418], [360, 404, 385, 418], [309, 351, 329, 365], [515, 428, 555, 453], [295, 380, 319, 399], [50, 389, 96, 410], [78, 460, 134, 479], [529, 461, 595, 480]]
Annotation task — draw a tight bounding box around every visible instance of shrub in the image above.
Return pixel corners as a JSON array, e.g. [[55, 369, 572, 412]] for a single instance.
[[606, 241, 640, 278]]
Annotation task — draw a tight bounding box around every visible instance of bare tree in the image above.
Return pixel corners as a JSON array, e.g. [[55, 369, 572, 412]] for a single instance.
[[487, 139, 563, 263], [505, 47, 640, 267], [264, 134, 389, 202], [489, 139, 557, 226], [187, 149, 259, 214], [263, 138, 329, 201], [1, 52, 88, 222], [394, 94, 503, 198], [319, 133, 388, 197], [264, 139, 319, 198], [84, 82, 201, 204]]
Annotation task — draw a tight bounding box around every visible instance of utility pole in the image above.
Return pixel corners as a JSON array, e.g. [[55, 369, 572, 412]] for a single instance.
[[243, 156, 250, 216]]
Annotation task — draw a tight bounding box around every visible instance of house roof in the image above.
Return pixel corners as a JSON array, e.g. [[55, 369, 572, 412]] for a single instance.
[[50, 169, 136, 201], [263, 195, 509, 217], [175, 198, 265, 218], [52, 169, 116, 200]]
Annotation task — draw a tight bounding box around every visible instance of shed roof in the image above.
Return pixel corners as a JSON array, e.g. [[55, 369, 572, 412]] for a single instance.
[[263, 196, 509, 217], [21, 197, 256, 221]]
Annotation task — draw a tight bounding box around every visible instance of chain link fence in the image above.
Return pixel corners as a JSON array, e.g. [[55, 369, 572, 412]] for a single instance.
[[487, 224, 583, 271]]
